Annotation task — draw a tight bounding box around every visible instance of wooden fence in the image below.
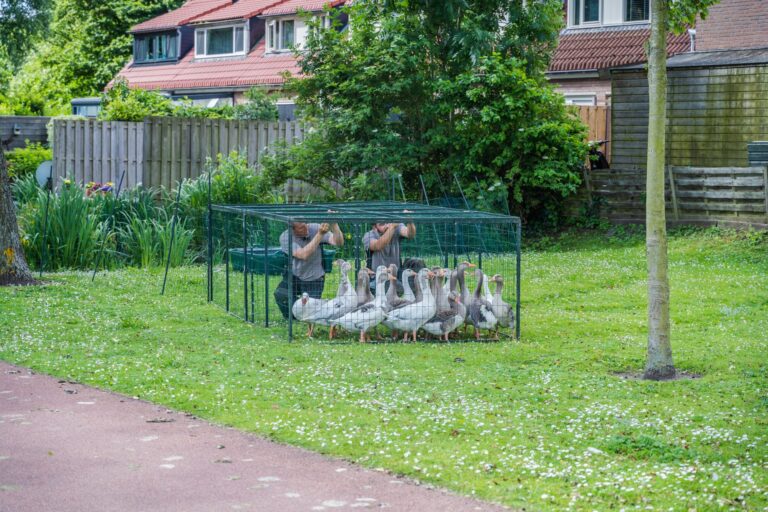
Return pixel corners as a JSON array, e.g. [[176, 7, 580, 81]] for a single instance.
[[53, 118, 304, 189], [589, 166, 768, 227], [576, 106, 611, 163]]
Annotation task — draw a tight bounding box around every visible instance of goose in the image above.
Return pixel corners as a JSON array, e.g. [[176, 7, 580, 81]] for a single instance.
[[468, 269, 498, 340], [305, 260, 357, 338], [456, 261, 476, 310], [385, 268, 417, 311], [490, 274, 515, 334], [292, 292, 323, 336], [482, 272, 494, 303], [421, 291, 466, 341], [356, 267, 374, 306], [431, 267, 449, 314], [332, 267, 389, 343], [383, 268, 436, 342]]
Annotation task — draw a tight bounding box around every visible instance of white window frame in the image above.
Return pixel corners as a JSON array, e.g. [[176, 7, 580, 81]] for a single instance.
[[194, 22, 248, 58], [568, 0, 653, 28], [266, 17, 296, 53], [564, 93, 597, 106], [569, 0, 601, 27]]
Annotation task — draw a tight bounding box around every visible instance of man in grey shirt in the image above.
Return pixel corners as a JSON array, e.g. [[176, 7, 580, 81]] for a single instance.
[[363, 222, 416, 280], [275, 222, 344, 318]]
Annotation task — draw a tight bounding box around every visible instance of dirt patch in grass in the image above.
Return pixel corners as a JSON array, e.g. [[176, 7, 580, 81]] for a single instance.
[[613, 370, 702, 381]]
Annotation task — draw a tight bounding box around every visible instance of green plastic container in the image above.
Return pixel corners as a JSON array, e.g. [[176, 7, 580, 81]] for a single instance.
[[229, 247, 337, 275]]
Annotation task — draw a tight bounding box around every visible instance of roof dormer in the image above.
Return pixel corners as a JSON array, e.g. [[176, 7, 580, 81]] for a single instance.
[[134, 31, 180, 64], [194, 22, 249, 58]]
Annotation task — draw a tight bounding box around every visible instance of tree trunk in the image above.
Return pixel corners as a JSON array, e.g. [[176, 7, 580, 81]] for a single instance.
[[0, 141, 37, 286], [643, 0, 674, 380]]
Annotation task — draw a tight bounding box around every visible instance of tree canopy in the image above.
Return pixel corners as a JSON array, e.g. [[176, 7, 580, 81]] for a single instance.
[[269, 0, 586, 222], [0, 0, 184, 115]]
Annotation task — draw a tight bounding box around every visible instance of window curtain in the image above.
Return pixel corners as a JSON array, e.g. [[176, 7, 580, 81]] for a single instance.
[[281, 20, 294, 49], [208, 27, 233, 55], [625, 0, 649, 21]]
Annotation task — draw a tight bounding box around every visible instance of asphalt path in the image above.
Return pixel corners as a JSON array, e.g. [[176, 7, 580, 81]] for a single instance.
[[0, 362, 509, 512]]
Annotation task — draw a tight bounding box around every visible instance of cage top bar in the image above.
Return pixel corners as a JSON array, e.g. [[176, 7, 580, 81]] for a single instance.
[[210, 201, 520, 224]]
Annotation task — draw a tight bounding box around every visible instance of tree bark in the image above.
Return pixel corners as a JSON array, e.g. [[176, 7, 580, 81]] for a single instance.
[[0, 141, 37, 286], [643, 0, 675, 380]]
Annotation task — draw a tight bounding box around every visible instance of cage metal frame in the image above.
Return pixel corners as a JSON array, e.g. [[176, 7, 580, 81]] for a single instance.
[[206, 201, 521, 341]]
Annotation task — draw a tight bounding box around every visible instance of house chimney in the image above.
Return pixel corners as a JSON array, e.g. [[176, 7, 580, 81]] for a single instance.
[[688, 28, 696, 52]]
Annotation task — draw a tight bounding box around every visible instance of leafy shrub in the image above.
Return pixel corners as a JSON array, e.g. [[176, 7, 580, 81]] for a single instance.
[[99, 78, 173, 121], [5, 141, 52, 180], [232, 87, 278, 121], [101, 82, 278, 122]]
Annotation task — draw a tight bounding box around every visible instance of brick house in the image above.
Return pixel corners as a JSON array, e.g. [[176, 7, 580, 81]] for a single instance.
[[116, 0, 347, 116], [547, 0, 768, 107]]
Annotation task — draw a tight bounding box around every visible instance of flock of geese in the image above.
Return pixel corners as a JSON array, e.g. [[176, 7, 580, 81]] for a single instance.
[[292, 260, 515, 343]]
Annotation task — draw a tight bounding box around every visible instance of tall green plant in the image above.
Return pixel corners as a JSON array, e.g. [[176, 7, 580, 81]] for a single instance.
[[21, 183, 104, 269]]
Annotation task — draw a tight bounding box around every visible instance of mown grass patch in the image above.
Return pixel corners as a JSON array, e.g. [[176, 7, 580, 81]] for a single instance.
[[1, 227, 766, 511]]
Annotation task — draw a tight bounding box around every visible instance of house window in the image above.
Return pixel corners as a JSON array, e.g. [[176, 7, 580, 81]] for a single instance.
[[267, 19, 296, 52], [571, 0, 600, 25], [625, 0, 649, 21], [135, 32, 178, 63], [195, 24, 246, 57], [564, 94, 597, 106]]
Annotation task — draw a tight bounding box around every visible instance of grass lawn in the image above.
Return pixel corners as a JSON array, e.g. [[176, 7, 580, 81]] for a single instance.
[[1, 227, 766, 511]]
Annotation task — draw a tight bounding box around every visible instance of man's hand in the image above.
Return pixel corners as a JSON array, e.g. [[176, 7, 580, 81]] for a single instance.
[[319, 223, 331, 234], [388, 223, 399, 231]]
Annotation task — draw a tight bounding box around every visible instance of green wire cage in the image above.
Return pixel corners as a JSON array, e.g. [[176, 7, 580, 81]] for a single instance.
[[205, 201, 521, 342]]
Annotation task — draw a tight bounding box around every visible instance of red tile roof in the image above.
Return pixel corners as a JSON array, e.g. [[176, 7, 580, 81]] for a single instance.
[[131, 0, 232, 33], [191, 0, 285, 23], [261, 0, 344, 16], [117, 39, 300, 90], [549, 27, 690, 72]]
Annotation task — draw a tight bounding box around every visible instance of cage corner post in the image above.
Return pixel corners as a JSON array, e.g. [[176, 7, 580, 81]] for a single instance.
[[515, 218, 521, 340], [287, 219, 294, 342], [264, 218, 270, 328], [242, 210, 249, 322]]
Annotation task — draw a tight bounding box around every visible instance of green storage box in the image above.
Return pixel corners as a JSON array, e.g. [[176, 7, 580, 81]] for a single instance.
[[229, 247, 337, 275]]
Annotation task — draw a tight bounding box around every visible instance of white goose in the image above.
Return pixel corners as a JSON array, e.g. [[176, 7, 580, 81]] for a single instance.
[[292, 292, 323, 336], [384, 268, 436, 342], [305, 260, 357, 338], [490, 274, 515, 334], [332, 266, 389, 343]]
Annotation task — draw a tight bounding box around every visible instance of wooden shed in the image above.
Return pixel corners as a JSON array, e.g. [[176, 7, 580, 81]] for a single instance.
[[611, 48, 768, 169], [590, 48, 768, 227]]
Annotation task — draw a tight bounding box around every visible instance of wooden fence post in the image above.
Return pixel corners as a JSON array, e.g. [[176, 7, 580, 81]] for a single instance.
[[763, 166, 768, 220], [667, 165, 680, 221]]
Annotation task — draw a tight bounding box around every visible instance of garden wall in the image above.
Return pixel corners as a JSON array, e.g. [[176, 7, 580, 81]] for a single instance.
[[52, 118, 304, 189]]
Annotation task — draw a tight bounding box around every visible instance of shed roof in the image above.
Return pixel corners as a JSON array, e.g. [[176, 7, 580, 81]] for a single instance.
[[614, 47, 768, 71], [548, 25, 689, 73], [131, 0, 232, 33]]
